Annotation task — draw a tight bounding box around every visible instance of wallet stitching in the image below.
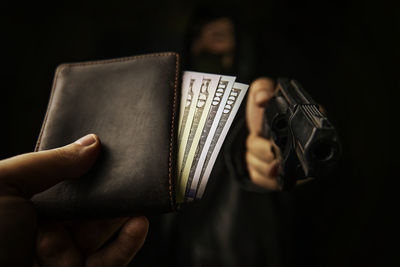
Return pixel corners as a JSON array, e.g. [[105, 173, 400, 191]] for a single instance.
[[168, 53, 179, 211], [35, 52, 179, 211], [54, 52, 177, 68]]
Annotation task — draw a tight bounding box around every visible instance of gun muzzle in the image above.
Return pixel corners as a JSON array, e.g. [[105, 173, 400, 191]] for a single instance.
[[262, 78, 341, 189]]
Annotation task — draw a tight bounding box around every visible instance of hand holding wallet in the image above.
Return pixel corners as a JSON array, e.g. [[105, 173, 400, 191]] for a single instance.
[[33, 52, 248, 219], [33, 53, 179, 218]]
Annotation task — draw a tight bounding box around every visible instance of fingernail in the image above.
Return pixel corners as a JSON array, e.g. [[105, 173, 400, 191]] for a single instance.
[[255, 90, 270, 104], [75, 134, 96, 146]]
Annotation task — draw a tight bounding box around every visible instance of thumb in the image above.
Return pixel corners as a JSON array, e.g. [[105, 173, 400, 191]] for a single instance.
[[246, 78, 275, 135], [0, 134, 101, 198]]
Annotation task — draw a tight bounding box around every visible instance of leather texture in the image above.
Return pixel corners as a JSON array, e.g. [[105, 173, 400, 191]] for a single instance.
[[32, 52, 180, 219]]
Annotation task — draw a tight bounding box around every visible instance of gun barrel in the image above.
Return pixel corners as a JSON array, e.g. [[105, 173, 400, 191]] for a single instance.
[[262, 78, 341, 188], [277, 78, 316, 107]]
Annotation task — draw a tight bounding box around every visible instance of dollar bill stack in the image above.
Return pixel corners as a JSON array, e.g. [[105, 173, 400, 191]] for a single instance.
[[177, 71, 249, 203]]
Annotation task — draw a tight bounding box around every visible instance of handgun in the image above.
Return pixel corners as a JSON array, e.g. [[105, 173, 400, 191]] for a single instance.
[[262, 78, 341, 190]]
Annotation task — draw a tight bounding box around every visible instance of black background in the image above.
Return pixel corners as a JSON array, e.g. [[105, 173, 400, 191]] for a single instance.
[[1, 0, 399, 266]]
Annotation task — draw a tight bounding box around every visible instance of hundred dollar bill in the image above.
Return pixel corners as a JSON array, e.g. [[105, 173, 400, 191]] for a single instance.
[[178, 72, 197, 144], [181, 76, 236, 201], [176, 73, 221, 203], [185, 76, 237, 200], [177, 72, 203, 184], [189, 82, 249, 200], [179, 75, 220, 174]]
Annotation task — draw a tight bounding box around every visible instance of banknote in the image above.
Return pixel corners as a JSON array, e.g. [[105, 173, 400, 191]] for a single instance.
[[180, 76, 236, 201], [178, 72, 197, 144], [176, 73, 221, 203], [189, 82, 249, 200], [176, 73, 222, 202], [176, 72, 203, 188]]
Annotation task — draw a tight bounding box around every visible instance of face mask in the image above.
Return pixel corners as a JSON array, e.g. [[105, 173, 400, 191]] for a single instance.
[[191, 52, 234, 74]]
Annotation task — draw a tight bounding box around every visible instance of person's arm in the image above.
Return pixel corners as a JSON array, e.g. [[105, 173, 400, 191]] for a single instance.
[[0, 134, 148, 267]]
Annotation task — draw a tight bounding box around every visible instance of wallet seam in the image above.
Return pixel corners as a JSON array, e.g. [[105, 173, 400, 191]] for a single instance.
[[35, 52, 179, 211], [168, 53, 179, 211], [54, 52, 178, 68]]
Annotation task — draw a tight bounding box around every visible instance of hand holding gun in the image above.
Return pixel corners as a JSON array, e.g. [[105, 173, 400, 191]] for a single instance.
[[245, 78, 341, 191]]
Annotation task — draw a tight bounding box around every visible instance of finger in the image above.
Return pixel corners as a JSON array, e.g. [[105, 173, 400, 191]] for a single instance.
[[246, 77, 275, 135], [86, 216, 149, 267], [70, 217, 129, 255], [0, 134, 101, 197], [246, 134, 276, 162], [246, 152, 279, 178], [246, 149, 281, 180], [36, 223, 82, 267], [248, 165, 280, 191]]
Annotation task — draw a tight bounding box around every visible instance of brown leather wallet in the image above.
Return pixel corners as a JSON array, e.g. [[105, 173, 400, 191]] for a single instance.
[[32, 52, 180, 219]]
